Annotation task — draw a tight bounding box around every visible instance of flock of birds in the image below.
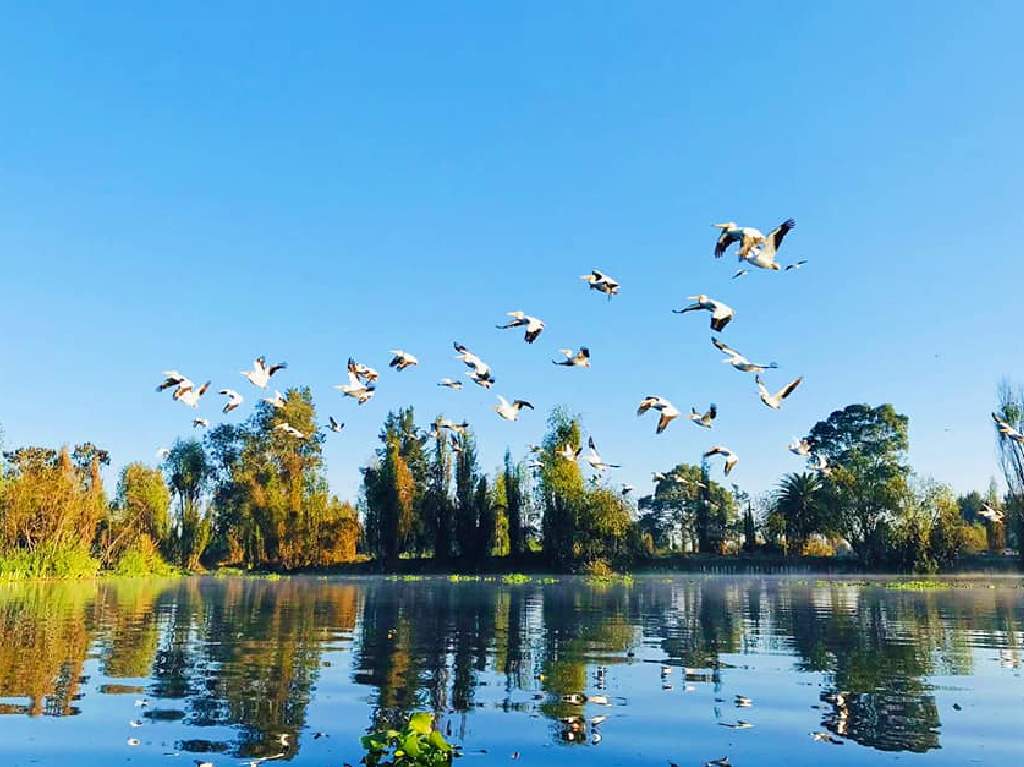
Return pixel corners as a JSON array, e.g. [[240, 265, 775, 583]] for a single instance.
[[155, 217, 826, 489]]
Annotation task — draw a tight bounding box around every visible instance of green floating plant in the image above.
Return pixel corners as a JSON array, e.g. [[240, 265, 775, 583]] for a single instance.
[[362, 712, 454, 767]]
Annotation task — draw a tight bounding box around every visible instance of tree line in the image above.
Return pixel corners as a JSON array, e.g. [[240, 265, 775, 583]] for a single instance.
[[1, 381, 1022, 577]]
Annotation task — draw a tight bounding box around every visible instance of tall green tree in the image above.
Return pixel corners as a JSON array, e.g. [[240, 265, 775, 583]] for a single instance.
[[538, 408, 585, 566], [504, 449, 527, 557], [164, 439, 211, 570], [772, 472, 825, 555], [807, 403, 910, 566], [424, 426, 454, 563], [994, 380, 1024, 561], [105, 462, 171, 565], [454, 430, 481, 560]]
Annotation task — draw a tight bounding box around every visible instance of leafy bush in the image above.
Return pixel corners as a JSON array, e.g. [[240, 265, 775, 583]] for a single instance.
[[0, 543, 99, 580], [111, 539, 176, 577], [362, 712, 454, 767]]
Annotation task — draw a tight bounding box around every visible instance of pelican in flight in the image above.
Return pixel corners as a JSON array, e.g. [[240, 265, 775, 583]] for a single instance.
[[263, 390, 286, 409], [388, 350, 418, 371], [979, 503, 1004, 523], [688, 403, 717, 429], [788, 438, 812, 457], [497, 311, 545, 343], [583, 437, 620, 472], [241, 356, 288, 389], [556, 443, 582, 461], [673, 295, 734, 331], [714, 218, 795, 260], [348, 358, 379, 383], [992, 412, 1024, 443], [704, 446, 739, 476], [580, 269, 620, 298], [755, 374, 803, 409], [156, 370, 191, 394], [637, 395, 680, 434], [177, 381, 211, 408], [328, 416, 344, 433], [467, 369, 496, 389], [438, 378, 464, 390], [731, 269, 749, 280], [454, 342, 492, 378], [785, 259, 808, 271], [334, 363, 376, 404], [712, 337, 777, 373], [274, 423, 306, 439], [193, 417, 209, 429], [553, 347, 591, 368], [433, 417, 469, 436], [811, 454, 832, 476], [495, 396, 534, 421], [218, 389, 243, 414]]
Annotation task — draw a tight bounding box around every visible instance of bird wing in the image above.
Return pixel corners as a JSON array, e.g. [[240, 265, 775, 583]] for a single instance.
[[513, 400, 534, 410], [712, 337, 741, 357], [776, 376, 803, 400], [707, 403, 717, 419], [268, 362, 287, 376], [656, 411, 673, 433], [765, 218, 796, 255], [715, 229, 741, 258]]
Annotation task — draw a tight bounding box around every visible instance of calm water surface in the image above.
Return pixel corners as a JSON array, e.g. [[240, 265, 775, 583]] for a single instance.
[[1, 575, 1022, 766]]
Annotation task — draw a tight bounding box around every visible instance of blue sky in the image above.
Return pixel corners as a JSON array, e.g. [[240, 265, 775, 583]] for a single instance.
[[1, 2, 1020, 503]]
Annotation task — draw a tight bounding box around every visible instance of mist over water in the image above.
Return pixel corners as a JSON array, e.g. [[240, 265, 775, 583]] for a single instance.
[[1, 576, 1021, 766]]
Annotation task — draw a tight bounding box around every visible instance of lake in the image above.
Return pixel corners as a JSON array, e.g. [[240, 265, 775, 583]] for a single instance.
[[0, 576, 1021, 766]]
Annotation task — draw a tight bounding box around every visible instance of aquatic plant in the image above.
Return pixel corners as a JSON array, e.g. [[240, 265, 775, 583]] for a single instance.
[[361, 712, 454, 766], [883, 580, 948, 591], [501, 573, 532, 584]]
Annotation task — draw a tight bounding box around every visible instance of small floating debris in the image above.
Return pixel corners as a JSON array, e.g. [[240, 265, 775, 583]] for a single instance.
[[705, 757, 730, 767], [134, 699, 150, 708], [127, 738, 141, 747], [734, 695, 752, 708], [561, 693, 585, 705], [129, 719, 144, 727], [585, 694, 609, 705]]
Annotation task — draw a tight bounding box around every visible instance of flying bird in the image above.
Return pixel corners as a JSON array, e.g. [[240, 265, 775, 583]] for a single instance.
[[979, 503, 1004, 523], [811, 454, 832, 476], [218, 389, 243, 414], [388, 350, 418, 371], [497, 311, 545, 343], [579, 269, 620, 298], [637, 395, 680, 434], [467, 369, 496, 389], [274, 423, 306, 439], [241, 356, 287, 389], [673, 296, 734, 331], [755, 374, 803, 409], [731, 269, 749, 280], [334, 366, 376, 405], [714, 218, 795, 260], [785, 259, 809, 271], [348, 358, 379, 383], [449, 433, 463, 454], [788, 438, 812, 457], [621, 484, 634, 496], [992, 412, 1024, 443], [192, 417, 209, 429], [453, 342, 493, 379], [556, 443, 582, 461], [263, 390, 286, 409], [438, 378, 464, 390], [176, 381, 211, 408], [583, 437, 620, 472], [553, 347, 591, 368], [688, 403, 717, 429], [156, 370, 191, 394], [494, 396, 534, 422], [328, 416, 344, 433], [712, 337, 777, 373], [704, 446, 739, 476]]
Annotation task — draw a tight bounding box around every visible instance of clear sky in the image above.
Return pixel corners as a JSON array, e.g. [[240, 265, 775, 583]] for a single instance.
[[1, 2, 1021, 503]]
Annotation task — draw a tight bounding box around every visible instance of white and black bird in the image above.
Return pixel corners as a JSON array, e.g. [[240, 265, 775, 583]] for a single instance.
[[992, 412, 1024, 443], [704, 446, 739, 476], [156, 370, 191, 394], [731, 269, 749, 280], [335, 367, 376, 405], [497, 311, 545, 343], [714, 218, 795, 260], [755, 374, 803, 409], [449, 433, 463, 454], [673, 295, 734, 331], [438, 378, 464, 390], [495, 396, 534, 422], [218, 389, 244, 414], [583, 437, 620, 472], [467, 369, 497, 389], [241, 356, 288, 389], [348, 358, 379, 383], [979, 503, 1005, 523], [688, 403, 717, 429], [274, 423, 305, 439], [712, 337, 778, 373], [811, 454, 832, 476], [177, 380, 211, 408], [328, 416, 344, 433], [637, 395, 680, 434], [388, 349, 419, 371], [192, 417, 209, 429], [788, 438, 812, 457], [579, 269, 620, 298], [556, 443, 582, 462], [785, 259, 809, 271], [453, 342, 493, 379], [263, 390, 287, 409], [553, 347, 590, 368]]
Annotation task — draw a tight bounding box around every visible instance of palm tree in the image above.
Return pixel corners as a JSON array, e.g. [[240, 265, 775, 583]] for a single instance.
[[773, 472, 824, 556]]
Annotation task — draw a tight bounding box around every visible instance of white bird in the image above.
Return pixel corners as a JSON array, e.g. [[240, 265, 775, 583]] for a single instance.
[[388, 349, 418, 371], [348, 358, 379, 383], [673, 295, 734, 331], [263, 390, 286, 409], [712, 337, 778, 373], [192, 417, 209, 429], [495, 396, 534, 422], [156, 448, 170, 461], [449, 433, 463, 454], [688, 403, 717, 429], [241, 356, 287, 389], [274, 423, 306, 439], [526, 459, 544, 470], [788, 438, 812, 457], [553, 347, 591, 368], [328, 416, 344, 433], [704, 446, 739, 476], [785, 259, 808, 271], [497, 311, 545, 343], [637, 395, 680, 434], [731, 269, 749, 279], [335, 361, 377, 404], [218, 388, 243, 413], [755, 374, 803, 409], [714, 218, 795, 260], [467, 368, 497, 389], [176, 381, 211, 408], [156, 370, 191, 394], [583, 437, 620, 472], [556, 443, 582, 462], [811, 454, 832, 476], [979, 503, 1004, 523], [580, 269, 620, 298], [992, 412, 1024, 443], [438, 378, 464, 390], [453, 342, 492, 378]]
